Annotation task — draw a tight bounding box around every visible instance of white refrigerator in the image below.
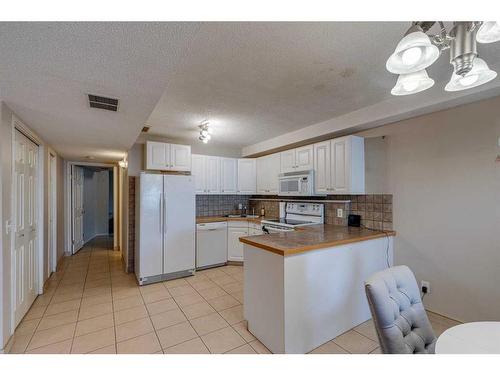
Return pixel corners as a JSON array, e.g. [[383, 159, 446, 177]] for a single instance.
[[135, 173, 196, 285]]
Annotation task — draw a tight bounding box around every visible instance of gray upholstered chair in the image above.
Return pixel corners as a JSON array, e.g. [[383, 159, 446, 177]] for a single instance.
[[364, 265, 437, 354]]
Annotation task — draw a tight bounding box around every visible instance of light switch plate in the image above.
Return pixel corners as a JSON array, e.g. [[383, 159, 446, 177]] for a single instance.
[[336, 208, 343, 218]]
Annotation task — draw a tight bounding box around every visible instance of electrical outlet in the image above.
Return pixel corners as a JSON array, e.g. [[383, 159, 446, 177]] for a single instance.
[[421, 280, 430, 294], [336, 208, 343, 218]]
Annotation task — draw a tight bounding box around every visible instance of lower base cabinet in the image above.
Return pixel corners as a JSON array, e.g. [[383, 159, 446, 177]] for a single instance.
[[227, 225, 248, 262]]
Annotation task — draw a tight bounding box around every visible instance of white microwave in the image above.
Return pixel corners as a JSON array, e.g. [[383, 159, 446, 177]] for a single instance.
[[278, 171, 314, 196]]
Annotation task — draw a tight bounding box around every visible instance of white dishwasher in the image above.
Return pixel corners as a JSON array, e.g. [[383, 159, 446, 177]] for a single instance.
[[196, 222, 228, 270]]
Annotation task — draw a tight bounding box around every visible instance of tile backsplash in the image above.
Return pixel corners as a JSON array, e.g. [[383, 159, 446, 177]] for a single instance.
[[196, 195, 252, 217]]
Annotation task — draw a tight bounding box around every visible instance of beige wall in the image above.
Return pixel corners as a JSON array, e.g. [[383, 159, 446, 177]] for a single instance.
[[0, 102, 65, 349], [358, 95, 500, 322]]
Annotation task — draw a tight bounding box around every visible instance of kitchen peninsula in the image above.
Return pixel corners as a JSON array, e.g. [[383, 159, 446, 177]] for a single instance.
[[240, 225, 396, 354]]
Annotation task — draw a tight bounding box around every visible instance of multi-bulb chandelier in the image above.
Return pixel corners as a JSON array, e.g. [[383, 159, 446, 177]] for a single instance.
[[387, 21, 500, 96], [198, 121, 213, 144]]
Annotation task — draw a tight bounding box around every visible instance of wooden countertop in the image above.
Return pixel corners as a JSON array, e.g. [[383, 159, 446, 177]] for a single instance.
[[196, 216, 272, 224], [239, 224, 396, 256]]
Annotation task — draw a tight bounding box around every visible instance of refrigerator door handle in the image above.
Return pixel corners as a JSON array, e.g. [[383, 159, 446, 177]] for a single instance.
[[159, 194, 163, 234], [163, 192, 167, 233]]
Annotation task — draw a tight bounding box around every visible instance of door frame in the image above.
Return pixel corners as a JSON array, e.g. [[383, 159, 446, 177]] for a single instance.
[[64, 161, 116, 255], [48, 150, 57, 273], [10, 116, 45, 334]]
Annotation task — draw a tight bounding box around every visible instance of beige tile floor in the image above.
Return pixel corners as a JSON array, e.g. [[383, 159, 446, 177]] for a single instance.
[[8, 236, 460, 354]]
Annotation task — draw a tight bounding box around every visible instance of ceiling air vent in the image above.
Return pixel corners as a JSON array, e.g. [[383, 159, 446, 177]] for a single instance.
[[88, 94, 119, 112]]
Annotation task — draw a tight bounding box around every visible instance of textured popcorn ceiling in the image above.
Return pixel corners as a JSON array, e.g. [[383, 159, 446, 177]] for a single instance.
[[1, 22, 499, 160]]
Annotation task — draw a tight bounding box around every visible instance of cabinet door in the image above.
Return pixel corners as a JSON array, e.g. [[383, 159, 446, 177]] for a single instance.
[[191, 154, 207, 194], [256, 156, 269, 194], [237, 159, 256, 194], [206, 156, 221, 194], [331, 137, 351, 193], [295, 145, 314, 171], [267, 153, 281, 194], [280, 149, 296, 173], [314, 141, 331, 194], [220, 158, 238, 194], [146, 141, 170, 170], [227, 227, 248, 261], [170, 144, 191, 171]]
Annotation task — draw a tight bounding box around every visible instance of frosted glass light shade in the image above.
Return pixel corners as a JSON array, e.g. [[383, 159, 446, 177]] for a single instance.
[[445, 58, 497, 91], [386, 31, 440, 74], [391, 70, 435, 96], [476, 21, 500, 44]]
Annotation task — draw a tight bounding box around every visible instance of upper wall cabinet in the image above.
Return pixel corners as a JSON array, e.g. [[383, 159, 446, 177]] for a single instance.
[[280, 145, 314, 173], [313, 135, 365, 194], [145, 141, 191, 172], [220, 158, 238, 194], [237, 158, 256, 194], [257, 153, 280, 194]]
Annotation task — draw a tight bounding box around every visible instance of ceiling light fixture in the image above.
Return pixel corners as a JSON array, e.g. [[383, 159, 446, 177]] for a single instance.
[[387, 22, 498, 95], [391, 70, 435, 95], [476, 21, 500, 44], [445, 58, 497, 91], [198, 121, 213, 144]]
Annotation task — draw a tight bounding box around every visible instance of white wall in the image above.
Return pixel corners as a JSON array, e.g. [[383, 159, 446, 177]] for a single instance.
[[83, 169, 110, 243], [358, 96, 500, 322], [0, 102, 65, 350]]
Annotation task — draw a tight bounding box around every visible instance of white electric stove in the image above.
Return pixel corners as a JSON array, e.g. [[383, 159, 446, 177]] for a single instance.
[[261, 202, 324, 233]]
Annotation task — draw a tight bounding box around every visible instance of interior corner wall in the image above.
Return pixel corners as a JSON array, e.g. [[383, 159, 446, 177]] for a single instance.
[[56, 155, 65, 262], [358, 95, 500, 323]]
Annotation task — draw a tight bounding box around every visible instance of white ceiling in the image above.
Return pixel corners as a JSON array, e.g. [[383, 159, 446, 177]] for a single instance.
[[1, 22, 499, 161], [147, 22, 500, 153], [0, 22, 202, 161]]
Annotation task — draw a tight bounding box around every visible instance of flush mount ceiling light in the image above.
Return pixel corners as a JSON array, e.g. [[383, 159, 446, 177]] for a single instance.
[[387, 22, 499, 96], [198, 120, 213, 144]]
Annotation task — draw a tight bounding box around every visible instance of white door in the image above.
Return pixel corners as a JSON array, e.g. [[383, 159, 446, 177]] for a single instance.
[[206, 156, 221, 194], [13, 130, 38, 326], [314, 141, 331, 194], [331, 137, 351, 193], [146, 141, 170, 170], [295, 145, 314, 171], [170, 144, 191, 171], [280, 149, 296, 173], [163, 175, 195, 274], [48, 153, 57, 274], [237, 159, 256, 194], [220, 158, 238, 194], [227, 227, 247, 261], [191, 154, 207, 194], [72, 166, 85, 253]]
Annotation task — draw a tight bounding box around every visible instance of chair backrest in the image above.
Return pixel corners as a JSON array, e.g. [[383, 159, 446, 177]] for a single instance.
[[364, 265, 437, 354]]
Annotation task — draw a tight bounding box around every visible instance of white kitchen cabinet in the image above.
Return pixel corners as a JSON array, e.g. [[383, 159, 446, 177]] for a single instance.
[[237, 159, 256, 194], [170, 144, 192, 171], [227, 225, 248, 262], [146, 141, 170, 170], [220, 158, 238, 194], [313, 141, 331, 194], [280, 149, 296, 173], [295, 145, 314, 171], [256, 153, 280, 194], [206, 156, 221, 194], [313, 135, 365, 194], [280, 145, 314, 173], [191, 154, 207, 194], [145, 141, 191, 172]]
